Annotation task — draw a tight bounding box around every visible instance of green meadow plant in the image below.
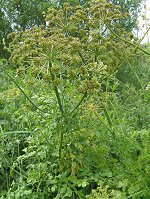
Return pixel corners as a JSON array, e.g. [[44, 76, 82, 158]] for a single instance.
[[0, 1, 149, 198], [7, 0, 136, 158]]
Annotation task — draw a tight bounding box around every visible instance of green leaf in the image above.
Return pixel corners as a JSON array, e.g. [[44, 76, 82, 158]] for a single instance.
[[65, 187, 72, 197], [78, 179, 88, 188], [60, 185, 67, 194], [51, 185, 57, 192]]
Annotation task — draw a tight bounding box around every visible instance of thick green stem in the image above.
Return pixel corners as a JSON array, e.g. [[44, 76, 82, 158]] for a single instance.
[[53, 85, 64, 115], [48, 61, 64, 115], [48, 61, 64, 159], [59, 130, 64, 159]]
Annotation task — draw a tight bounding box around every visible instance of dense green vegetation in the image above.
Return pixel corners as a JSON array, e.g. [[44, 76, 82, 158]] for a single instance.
[[0, 0, 150, 198]]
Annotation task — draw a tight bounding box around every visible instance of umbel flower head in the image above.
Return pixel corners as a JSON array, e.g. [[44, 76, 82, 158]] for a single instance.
[[8, 1, 135, 93]]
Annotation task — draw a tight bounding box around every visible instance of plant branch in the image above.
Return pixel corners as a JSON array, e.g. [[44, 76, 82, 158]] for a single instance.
[[48, 61, 64, 115], [106, 25, 150, 55], [69, 92, 87, 116], [99, 26, 150, 83], [0, 63, 46, 119], [59, 130, 64, 159], [94, 109, 115, 137], [103, 106, 112, 126], [78, 51, 86, 64]]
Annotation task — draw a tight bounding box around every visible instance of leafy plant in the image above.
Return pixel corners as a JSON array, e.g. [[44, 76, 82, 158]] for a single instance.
[[0, 1, 150, 198]]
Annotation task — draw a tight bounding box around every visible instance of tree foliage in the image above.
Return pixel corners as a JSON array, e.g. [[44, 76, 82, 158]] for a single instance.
[[0, 0, 52, 31], [108, 0, 143, 31], [0, 9, 12, 58]]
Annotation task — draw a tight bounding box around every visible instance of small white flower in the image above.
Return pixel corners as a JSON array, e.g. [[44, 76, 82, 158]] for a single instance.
[[145, 84, 150, 90]]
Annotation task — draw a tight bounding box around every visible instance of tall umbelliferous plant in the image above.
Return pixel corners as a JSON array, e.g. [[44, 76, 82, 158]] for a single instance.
[[4, 1, 143, 197], [8, 0, 136, 158]]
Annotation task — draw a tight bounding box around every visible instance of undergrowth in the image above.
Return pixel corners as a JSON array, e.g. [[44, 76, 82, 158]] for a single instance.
[[0, 1, 150, 198]]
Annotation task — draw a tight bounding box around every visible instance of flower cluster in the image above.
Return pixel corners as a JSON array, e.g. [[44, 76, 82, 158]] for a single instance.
[[8, 1, 136, 93]]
